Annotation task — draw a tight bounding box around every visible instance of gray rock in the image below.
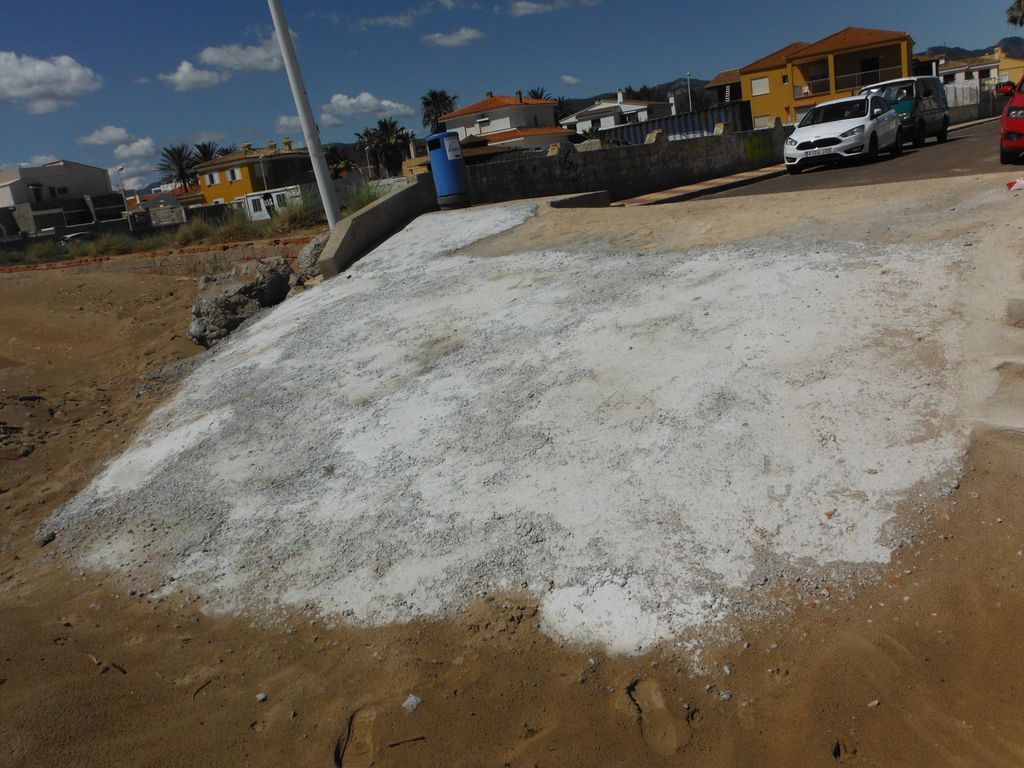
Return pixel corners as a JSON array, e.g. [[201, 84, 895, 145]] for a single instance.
[[297, 232, 331, 279], [402, 693, 422, 713], [188, 257, 293, 347], [36, 530, 56, 547], [256, 692, 268, 703]]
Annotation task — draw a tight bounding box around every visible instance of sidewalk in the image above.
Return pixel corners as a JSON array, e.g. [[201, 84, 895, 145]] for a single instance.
[[612, 164, 787, 207]]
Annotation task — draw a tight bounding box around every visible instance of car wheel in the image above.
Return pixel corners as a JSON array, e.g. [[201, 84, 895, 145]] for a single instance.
[[937, 119, 949, 143], [867, 133, 879, 162], [913, 122, 926, 147], [1002, 145, 1016, 165], [891, 129, 903, 156]]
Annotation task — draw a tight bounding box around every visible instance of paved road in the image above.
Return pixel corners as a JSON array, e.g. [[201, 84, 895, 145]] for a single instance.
[[708, 119, 1004, 200]]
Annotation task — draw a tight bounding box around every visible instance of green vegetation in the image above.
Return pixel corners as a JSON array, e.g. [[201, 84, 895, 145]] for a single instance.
[[356, 117, 414, 177], [1011, 1, 1024, 25], [421, 89, 457, 134], [344, 182, 385, 215]]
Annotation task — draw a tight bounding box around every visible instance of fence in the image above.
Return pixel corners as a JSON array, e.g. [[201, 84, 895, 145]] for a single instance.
[[599, 101, 754, 146]]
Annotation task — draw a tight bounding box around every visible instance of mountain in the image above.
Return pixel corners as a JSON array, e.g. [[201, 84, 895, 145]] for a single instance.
[[925, 36, 1024, 60]]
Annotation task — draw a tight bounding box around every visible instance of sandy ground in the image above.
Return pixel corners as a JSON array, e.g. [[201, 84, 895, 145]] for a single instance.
[[2, 172, 1024, 766]]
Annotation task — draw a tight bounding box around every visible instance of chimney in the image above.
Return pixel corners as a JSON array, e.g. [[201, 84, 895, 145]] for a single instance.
[[241, 142, 253, 151], [282, 137, 293, 151], [617, 90, 624, 104], [516, 89, 523, 103], [486, 90, 494, 98], [267, 140, 278, 150]]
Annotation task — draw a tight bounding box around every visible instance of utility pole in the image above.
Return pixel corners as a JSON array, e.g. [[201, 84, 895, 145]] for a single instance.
[[686, 72, 692, 112], [267, 0, 339, 229]]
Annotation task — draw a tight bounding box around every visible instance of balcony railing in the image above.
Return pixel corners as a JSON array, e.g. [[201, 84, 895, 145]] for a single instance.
[[834, 66, 904, 93], [793, 78, 831, 99]]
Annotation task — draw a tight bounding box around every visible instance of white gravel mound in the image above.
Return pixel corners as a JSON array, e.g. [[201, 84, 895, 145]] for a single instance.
[[51, 204, 968, 654]]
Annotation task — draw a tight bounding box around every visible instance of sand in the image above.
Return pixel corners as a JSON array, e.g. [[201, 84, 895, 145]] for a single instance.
[[2, 171, 1024, 766]]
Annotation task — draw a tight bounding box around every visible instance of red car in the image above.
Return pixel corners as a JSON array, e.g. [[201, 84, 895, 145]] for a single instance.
[[998, 81, 1017, 96], [1002, 80, 1024, 165]]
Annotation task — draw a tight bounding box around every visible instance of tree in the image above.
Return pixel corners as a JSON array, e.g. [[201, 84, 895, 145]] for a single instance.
[[555, 96, 573, 121], [421, 89, 457, 134], [193, 141, 221, 163], [527, 87, 551, 100], [217, 143, 239, 157], [1010, 1, 1024, 24], [157, 144, 198, 189], [356, 118, 414, 177]]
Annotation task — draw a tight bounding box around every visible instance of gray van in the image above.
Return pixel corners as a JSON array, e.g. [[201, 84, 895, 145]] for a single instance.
[[860, 76, 950, 146]]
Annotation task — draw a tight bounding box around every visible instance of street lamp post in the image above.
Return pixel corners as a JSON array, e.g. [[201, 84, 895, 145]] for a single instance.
[[267, 0, 339, 229], [686, 72, 692, 113]]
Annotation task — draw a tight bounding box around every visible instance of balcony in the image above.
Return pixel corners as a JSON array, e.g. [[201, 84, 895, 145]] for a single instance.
[[834, 66, 903, 93], [793, 79, 831, 99]]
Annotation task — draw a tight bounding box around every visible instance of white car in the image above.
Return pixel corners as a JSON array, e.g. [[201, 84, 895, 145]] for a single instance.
[[784, 94, 902, 174]]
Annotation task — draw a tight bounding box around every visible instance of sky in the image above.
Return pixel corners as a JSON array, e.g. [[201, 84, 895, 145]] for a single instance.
[[0, 0, 1017, 188]]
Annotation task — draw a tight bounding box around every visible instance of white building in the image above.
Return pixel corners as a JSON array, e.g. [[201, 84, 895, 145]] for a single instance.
[[939, 55, 1001, 90], [440, 91, 576, 150], [0, 159, 122, 234], [560, 91, 673, 134]]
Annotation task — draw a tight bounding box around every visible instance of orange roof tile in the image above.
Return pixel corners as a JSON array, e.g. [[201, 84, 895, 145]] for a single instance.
[[740, 42, 810, 73], [482, 126, 576, 143], [706, 68, 742, 88], [792, 26, 911, 60], [440, 94, 557, 121]]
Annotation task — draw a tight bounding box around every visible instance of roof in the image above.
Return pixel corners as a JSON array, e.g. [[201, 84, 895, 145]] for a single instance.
[[194, 146, 310, 172], [439, 94, 556, 121], [741, 42, 810, 73], [939, 55, 999, 71], [563, 99, 669, 122], [793, 26, 911, 60], [481, 126, 577, 144], [706, 68, 742, 88]]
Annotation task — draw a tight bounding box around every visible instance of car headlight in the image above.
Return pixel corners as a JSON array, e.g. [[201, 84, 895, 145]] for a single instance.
[[1009, 107, 1024, 119], [840, 125, 864, 139], [785, 138, 797, 147]]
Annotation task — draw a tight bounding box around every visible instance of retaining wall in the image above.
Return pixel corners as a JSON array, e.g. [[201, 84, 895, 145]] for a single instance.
[[466, 125, 786, 204]]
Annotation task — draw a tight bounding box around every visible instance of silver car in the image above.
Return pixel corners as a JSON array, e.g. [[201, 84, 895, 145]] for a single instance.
[[784, 94, 902, 174]]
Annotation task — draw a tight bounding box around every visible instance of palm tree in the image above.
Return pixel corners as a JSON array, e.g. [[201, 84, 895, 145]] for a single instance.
[[1010, 0, 1024, 24], [527, 87, 551, 101], [193, 141, 221, 163], [217, 144, 240, 157], [421, 89, 457, 134], [157, 144, 198, 189], [555, 96, 573, 121], [356, 118, 414, 177]]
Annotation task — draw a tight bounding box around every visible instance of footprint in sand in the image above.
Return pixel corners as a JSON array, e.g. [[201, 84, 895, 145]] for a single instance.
[[335, 706, 377, 768], [630, 680, 686, 757]]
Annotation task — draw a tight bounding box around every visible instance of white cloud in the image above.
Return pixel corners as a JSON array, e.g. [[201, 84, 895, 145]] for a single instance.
[[110, 159, 157, 190], [158, 61, 231, 91], [134, 76, 150, 84], [561, 74, 582, 86], [193, 130, 226, 143], [0, 51, 102, 113], [421, 27, 484, 47], [320, 113, 342, 127], [355, 13, 416, 29], [77, 125, 131, 145], [439, 0, 457, 7], [322, 92, 415, 118], [114, 138, 156, 159], [19, 154, 59, 167], [506, 0, 567, 15], [198, 36, 282, 72], [276, 115, 303, 132]]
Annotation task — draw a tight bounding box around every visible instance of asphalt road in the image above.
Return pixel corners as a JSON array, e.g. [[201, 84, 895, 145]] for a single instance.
[[708, 119, 1005, 199]]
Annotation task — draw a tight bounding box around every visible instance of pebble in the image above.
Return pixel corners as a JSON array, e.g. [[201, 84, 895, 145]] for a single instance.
[[256, 692, 268, 703], [403, 694, 422, 713], [719, 690, 733, 701], [867, 699, 880, 708]]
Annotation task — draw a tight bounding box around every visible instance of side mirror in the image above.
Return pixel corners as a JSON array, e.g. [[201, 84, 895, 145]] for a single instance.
[[872, 108, 883, 117]]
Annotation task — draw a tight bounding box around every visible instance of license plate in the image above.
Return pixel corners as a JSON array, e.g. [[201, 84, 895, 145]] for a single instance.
[[805, 148, 832, 157]]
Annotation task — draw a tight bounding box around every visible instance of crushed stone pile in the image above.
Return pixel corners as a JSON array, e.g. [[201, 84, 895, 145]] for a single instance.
[[50, 204, 968, 654]]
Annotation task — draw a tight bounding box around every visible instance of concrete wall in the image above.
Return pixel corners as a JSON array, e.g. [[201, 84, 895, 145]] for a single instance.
[[466, 124, 786, 204]]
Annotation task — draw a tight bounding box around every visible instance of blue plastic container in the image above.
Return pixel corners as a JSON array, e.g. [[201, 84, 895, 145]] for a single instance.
[[426, 131, 471, 209]]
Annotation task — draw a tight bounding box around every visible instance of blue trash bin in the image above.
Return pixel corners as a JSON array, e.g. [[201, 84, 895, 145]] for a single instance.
[[427, 131, 471, 209]]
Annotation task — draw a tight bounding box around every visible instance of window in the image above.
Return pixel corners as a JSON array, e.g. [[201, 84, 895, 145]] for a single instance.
[[227, 168, 242, 182], [48, 187, 56, 197], [57, 186, 69, 194], [943, 74, 955, 84], [980, 69, 991, 79], [204, 172, 220, 186], [250, 198, 263, 213], [275, 193, 287, 208], [751, 77, 770, 97], [965, 71, 975, 80], [782, 74, 790, 85]]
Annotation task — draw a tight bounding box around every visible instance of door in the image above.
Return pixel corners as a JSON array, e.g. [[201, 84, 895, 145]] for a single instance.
[[860, 57, 881, 86]]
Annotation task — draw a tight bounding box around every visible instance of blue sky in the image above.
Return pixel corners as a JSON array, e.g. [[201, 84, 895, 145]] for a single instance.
[[0, 0, 1016, 187]]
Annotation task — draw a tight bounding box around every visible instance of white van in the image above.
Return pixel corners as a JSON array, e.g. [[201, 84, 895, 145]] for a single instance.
[[859, 76, 950, 146]]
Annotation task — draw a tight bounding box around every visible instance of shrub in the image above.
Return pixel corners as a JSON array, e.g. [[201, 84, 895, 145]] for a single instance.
[[25, 241, 62, 262], [172, 219, 215, 247], [218, 213, 266, 243], [267, 199, 326, 235], [344, 182, 385, 216]]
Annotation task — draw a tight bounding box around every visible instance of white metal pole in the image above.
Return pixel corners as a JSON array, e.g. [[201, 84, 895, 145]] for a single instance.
[[686, 73, 692, 112], [267, 0, 339, 229]]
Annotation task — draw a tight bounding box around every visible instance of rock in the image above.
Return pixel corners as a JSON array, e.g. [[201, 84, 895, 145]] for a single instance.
[[718, 690, 732, 702], [36, 530, 56, 547], [188, 257, 293, 347], [402, 694, 422, 713], [297, 232, 331, 279], [256, 692, 268, 703]]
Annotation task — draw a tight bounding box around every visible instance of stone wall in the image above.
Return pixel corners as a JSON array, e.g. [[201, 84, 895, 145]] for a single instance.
[[466, 125, 786, 204]]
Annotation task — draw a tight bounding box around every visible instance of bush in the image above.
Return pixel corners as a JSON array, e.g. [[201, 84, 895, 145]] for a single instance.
[[0, 249, 26, 265], [344, 182, 384, 216], [25, 241, 62, 262], [218, 213, 266, 243], [171, 219, 215, 247], [267, 200, 326, 235]]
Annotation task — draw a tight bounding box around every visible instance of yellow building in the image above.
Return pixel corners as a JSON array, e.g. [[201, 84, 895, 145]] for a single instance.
[[739, 27, 915, 127], [997, 45, 1024, 85], [193, 139, 313, 205]]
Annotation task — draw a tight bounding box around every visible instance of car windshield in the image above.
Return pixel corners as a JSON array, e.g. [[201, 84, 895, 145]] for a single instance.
[[863, 80, 916, 104], [800, 100, 868, 127]]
